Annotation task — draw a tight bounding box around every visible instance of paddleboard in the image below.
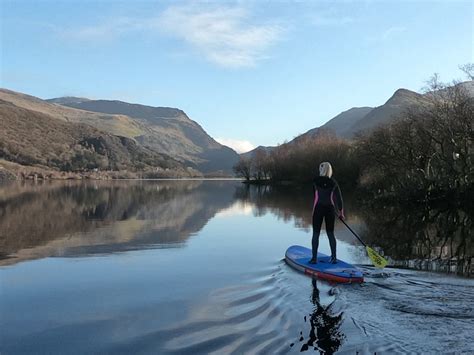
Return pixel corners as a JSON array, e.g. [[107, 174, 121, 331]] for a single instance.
[[285, 245, 364, 283]]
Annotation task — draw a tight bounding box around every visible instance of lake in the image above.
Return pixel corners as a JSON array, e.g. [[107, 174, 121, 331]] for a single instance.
[[1, 180, 473, 354]]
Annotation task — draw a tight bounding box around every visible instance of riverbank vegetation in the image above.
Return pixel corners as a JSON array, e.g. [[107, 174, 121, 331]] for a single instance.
[[234, 73, 473, 202]]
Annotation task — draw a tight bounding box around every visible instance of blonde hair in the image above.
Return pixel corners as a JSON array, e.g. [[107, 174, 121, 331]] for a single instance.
[[319, 162, 333, 178]]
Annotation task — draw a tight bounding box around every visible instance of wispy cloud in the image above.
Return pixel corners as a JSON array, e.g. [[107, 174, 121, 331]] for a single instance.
[[216, 137, 255, 153], [155, 5, 284, 68], [60, 17, 145, 42], [59, 4, 285, 68], [309, 14, 355, 27], [366, 26, 406, 43], [215, 202, 254, 218], [382, 26, 406, 39]]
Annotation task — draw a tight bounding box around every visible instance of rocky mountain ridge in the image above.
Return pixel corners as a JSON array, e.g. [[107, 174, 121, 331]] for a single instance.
[[242, 81, 473, 158], [47, 96, 240, 173], [0, 88, 239, 175], [0, 98, 191, 179]]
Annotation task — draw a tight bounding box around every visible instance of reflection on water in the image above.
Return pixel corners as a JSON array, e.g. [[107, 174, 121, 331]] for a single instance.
[[235, 184, 473, 277], [0, 180, 236, 265], [360, 202, 473, 276], [3, 181, 470, 276], [1, 180, 473, 354], [298, 279, 345, 353], [233, 184, 331, 231]]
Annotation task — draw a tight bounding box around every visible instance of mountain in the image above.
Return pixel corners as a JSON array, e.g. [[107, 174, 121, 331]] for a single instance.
[[47, 98, 240, 173], [348, 89, 428, 137], [307, 83, 474, 140], [240, 84, 469, 157], [46, 96, 91, 105], [0, 98, 186, 175], [458, 80, 474, 96], [0, 89, 144, 137], [296, 107, 374, 141], [240, 145, 274, 159], [239, 108, 375, 158], [303, 89, 427, 139], [53, 99, 187, 121], [0, 89, 239, 173]]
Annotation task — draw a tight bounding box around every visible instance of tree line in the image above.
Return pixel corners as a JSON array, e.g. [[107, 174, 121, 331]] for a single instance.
[[234, 71, 473, 202]]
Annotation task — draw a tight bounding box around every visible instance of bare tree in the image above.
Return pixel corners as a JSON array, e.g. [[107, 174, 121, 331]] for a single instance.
[[459, 63, 474, 80], [233, 158, 252, 181], [356, 72, 474, 200]]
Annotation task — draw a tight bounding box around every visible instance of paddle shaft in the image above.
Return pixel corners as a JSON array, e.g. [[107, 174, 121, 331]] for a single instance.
[[338, 217, 367, 247]]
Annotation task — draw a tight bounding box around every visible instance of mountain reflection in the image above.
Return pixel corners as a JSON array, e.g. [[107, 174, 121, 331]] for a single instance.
[[0, 180, 237, 265], [1, 181, 471, 276], [235, 184, 473, 277]]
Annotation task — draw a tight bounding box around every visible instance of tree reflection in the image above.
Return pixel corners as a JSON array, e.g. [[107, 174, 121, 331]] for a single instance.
[[236, 184, 473, 277], [234, 184, 317, 229], [361, 201, 473, 276]]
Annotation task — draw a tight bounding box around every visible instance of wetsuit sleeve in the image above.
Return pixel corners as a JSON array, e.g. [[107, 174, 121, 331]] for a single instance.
[[312, 183, 318, 211], [334, 183, 344, 216]]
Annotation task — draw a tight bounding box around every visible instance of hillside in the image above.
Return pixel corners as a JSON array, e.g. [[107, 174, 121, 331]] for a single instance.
[[46, 96, 91, 105], [348, 89, 429, 137], [240, 145, 274, 159], [0, 99, 189, 176], [297, 106, 374, 141], [56, 99, 187, 122], [241, 83, 471, 158], [0, 89, 239, 173], [307, 83, 474, 140], [47, 98, 240, 173], [0, 89, 144, 137], [303, 89, 428, 140], [239, 88, 424, 159]]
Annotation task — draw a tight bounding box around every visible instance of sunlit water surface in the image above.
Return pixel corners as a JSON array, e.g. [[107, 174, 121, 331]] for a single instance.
[[0, 180, 473, 354]]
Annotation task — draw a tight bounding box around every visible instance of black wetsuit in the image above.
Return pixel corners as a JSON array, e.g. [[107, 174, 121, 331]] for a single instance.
[[312, 176, 344, 260]]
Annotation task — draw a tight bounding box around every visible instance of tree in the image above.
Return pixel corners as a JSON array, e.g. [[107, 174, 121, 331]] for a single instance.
[[459, 63, 474, 80], [233, 158, 252, 181], [356, 72, 474, 200], [252, 149, 270, 180]]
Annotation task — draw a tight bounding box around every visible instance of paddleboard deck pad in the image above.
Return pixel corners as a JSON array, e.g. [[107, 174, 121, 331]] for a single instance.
[[285, 245, 364, 283]]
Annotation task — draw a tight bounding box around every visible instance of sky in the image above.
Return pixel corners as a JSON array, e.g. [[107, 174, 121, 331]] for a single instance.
[[1, 0, 473, 153]]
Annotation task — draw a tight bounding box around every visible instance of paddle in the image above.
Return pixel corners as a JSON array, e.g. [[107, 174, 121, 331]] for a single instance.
[[338, 216, 388, 269]]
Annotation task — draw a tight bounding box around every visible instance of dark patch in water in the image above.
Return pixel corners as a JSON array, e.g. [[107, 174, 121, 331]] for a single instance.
[[299, 279, 345, 353]]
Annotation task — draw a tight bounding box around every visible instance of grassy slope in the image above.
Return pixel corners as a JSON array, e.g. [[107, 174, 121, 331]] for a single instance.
[[0, 99, 184, 173]]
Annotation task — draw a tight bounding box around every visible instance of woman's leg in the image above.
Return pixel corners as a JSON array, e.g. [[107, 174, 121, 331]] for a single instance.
[[325, 208, 337, 259], [312, 207, 324, 259]]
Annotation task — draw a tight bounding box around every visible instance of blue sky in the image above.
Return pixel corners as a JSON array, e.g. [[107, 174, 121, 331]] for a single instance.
[[1, 0, 472, 152]]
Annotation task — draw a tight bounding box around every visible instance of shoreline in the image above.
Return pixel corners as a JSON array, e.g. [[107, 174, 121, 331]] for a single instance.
[[0, 159, 240, 182]]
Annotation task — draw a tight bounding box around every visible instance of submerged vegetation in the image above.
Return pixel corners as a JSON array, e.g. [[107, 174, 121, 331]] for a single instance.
[[234, 74, 474, 202]]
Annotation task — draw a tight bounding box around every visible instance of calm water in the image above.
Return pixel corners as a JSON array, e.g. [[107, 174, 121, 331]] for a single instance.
[[0, 180, 473, 354]]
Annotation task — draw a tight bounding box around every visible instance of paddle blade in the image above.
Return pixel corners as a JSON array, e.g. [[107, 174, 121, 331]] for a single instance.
[[366, 246, 388, 268]]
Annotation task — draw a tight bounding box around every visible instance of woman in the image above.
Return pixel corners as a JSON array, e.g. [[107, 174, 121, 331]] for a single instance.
[[309, 162, 344, 264]]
